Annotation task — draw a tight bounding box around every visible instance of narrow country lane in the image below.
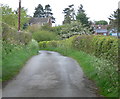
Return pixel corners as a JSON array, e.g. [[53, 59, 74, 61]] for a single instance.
[[3, 51, 97, 97]]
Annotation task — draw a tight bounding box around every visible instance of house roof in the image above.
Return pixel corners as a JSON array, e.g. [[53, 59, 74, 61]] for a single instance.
[[95, 29, 108, 33], [92, 25, 108, 33], [29, 17, 50, 25], [92, 25, 108, 29]]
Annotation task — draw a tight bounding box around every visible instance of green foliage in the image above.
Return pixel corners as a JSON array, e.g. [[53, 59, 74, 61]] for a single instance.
[[27, 39, 39, 51], [0, 40, 2, 81], [63, 4, 76, 24], [15, 7, 30, 30], [76, 13, 89, 27], [95, 20, 108, 25], [27, 24, 41, 33], [32, 30, 58, 42], [2, 19, 39, 81], [39, 40, 58, 48], [2, 5, 18, 28], [59, 21, 93, 39], [72, 35, 118, 64], [2, 23, 32, 44], [76, 4, 90, 27], [33, 4, 55, 23], [33, 4, 44, 17], [2, 39, 39, 81], [39, 35, 118, 66], [2, 5, 29, 30], [40, 24, 53, 31], [109, 8, 120, 32], [38, 35, 118, 97]]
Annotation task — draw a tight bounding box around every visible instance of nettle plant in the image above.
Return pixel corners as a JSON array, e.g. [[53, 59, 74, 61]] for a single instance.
[[59, 21, 93, 39]]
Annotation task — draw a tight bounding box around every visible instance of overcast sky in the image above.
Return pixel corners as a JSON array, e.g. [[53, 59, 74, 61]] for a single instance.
[[1, 0, 119, 25]]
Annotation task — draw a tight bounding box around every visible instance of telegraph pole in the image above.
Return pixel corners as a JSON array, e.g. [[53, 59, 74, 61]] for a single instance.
[[18, 0, 21, 31]]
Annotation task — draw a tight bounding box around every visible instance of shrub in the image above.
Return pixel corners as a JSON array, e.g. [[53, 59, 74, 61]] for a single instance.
[[2, 23, 32, 44], [58, 21, 93, 39], [2, 39, 39, 81], [27, 24, 41, 33], [72, 35, 118, 65], [27, 39, 39, 51], [2, 22, 38, 81], [39, 35, 118, 65], [32, 30, 57, 42], [92, 36, 118, 64]]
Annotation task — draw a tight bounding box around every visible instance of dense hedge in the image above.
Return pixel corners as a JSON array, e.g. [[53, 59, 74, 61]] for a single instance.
[[72, 35, 118, 65], [39, 35, 118, 97], [2, 23, 32, 44], [39, 35, 118, 65], [32, 30, 57, 42]]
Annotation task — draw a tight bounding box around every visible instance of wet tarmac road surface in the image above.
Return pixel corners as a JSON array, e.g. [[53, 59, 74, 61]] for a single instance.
[[3, 51, 97, 97]]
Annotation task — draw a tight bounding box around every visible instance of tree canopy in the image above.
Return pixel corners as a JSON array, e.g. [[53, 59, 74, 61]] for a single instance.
[[109, 8, 120, 32], [95, 20, 108, 25], [33, 4, 55, 23], [76, 4, 90, 27], [33, 4, 44, 18], [2, 5, 29, 30], [63, 4, 76, 24]]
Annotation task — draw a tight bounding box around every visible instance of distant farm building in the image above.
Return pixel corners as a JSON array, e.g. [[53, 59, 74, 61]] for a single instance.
[[29, 17, 52, 26], [92, 25, 108, 35]]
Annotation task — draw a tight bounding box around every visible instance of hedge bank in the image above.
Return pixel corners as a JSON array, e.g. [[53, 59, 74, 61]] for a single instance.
[[39, 35, 118, 65], [2, 23, 39, 81], [39, 35, 119, 97]]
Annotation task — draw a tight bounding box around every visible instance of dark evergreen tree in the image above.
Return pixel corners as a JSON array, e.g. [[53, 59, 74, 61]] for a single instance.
[[63, 8, 71, 24], [33, 4, 55, 23], [109, 8, 120, 32], [44, 4, 55, 23], [77, 4, 85, 13], [33, 4, 45, 17], [76, 4, 89, 27], [95, 20, 108, 25], [44, 4, 52, 17], [63, 4, 75, 24]]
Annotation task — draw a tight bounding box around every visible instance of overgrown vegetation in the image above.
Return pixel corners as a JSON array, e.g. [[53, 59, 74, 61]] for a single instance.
[[32, 30, 58, 42], [27, 24, 59, 42], [2, 23, 39, 82], [38, 35, 118, 97], [2, 4, 29, 30], [2, 39, 39, 81]]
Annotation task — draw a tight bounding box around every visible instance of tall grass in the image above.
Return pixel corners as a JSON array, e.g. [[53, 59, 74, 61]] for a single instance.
[[2, 39, 39, 81]]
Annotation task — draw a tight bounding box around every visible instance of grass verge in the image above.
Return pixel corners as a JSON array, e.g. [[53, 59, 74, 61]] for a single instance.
[[40, 47, 119, 98], [2, 40, 39, 82], [2, 47, 37, 81]]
